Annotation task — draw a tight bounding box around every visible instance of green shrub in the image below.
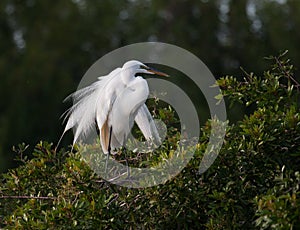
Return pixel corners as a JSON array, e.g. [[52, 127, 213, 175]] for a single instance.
[[0, 51, 299, 229]]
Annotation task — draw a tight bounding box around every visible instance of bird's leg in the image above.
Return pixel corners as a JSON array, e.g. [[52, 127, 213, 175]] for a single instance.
[[123, 137, 130, 178], [105, 126, 113, 174], [124, 147, 131, 178]]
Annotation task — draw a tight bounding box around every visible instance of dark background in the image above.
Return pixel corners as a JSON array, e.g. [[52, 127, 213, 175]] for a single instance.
[[1, 0, 300, 172]]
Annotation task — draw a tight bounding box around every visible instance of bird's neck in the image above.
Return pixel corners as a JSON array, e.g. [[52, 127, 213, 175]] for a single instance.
[[121, 71, 135, 85]]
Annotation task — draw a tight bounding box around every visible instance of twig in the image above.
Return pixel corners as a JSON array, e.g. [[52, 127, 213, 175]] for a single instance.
[[107, 194, 119, 206], [0, 195, 56, 200], [275, 56, 300, 89]]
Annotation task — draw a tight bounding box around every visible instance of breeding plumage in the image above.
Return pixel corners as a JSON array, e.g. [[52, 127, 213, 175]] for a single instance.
[[58, 60, 168, 154]]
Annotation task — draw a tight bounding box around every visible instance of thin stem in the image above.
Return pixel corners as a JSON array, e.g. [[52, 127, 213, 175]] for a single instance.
[[275, 56, 300, 90], [0, 195, 56, 200]]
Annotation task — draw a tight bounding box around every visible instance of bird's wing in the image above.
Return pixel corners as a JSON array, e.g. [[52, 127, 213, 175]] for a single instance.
[[95, 69, 127, 153], [110, 77, 149, 148], [58, 68, 122, 148], [135, 104, 161, 145]]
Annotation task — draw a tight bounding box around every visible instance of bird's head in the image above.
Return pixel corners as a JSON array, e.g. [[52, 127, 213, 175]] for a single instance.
[[122, 60, 169, 78]]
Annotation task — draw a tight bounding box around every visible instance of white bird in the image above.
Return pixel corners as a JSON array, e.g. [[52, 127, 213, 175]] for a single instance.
[[57, 60, 168, 158]]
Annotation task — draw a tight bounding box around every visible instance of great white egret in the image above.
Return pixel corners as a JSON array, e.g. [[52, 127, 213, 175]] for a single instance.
[[58, 60, 168, 164]]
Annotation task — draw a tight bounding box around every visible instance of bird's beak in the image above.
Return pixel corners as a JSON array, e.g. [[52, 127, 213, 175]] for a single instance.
[[147, 67, 169, 77]]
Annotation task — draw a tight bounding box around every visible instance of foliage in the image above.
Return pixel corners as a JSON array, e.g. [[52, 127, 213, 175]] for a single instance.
[[1, 53, 300, 229]]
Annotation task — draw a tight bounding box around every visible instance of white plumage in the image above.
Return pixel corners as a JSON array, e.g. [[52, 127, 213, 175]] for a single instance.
[[58, 60, 168, 154]]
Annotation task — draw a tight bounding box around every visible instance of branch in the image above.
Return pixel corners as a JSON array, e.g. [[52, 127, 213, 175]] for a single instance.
[[0, 195, 56, 200], [275, 56, 300, 90]]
